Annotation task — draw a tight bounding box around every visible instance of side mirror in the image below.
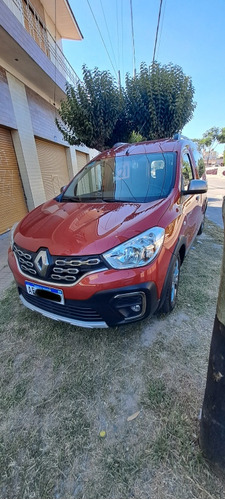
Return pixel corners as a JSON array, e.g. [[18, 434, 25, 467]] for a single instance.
[[182, 179, 208, 195], [60, 186, 66, 193]]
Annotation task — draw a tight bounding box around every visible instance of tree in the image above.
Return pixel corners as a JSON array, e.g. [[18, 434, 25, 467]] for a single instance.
[[57, 62, 196, 150], [56, 65, 130, 151], [193, 127, 225, 165], [125, 62, 196, 140]]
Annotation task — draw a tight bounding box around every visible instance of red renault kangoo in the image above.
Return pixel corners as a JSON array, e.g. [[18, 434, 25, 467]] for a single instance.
[[8, 136, 207, 328]]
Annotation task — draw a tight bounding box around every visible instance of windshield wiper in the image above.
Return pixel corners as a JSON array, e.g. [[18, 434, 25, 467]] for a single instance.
[[102, 197, 134, 203], [62, 195, 105, 203], [61, 196, 81, 202], [62, 195, 132, 203]]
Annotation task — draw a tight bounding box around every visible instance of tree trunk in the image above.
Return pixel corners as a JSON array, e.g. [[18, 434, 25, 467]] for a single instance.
[[200, 197, 225, 467]]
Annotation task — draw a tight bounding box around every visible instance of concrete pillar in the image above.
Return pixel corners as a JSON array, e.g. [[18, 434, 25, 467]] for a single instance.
[[73, 148, 79, 174], [7, 72, 46, 210], [66, 146, 78, 179]]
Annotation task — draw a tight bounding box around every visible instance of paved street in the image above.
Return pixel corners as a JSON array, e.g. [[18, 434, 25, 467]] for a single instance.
[[0, 174, 224, 298], [206, 175, 225, 228]]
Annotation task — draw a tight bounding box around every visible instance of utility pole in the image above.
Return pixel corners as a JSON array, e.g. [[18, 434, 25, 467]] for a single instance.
[[152, 0, 163, 64], [130, 0, 136, 78], [200, 197, 225, 467]]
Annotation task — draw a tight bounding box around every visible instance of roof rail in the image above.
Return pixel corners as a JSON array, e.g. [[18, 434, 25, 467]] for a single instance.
[[113, 142, 126, 148], [173, 133, 189, 140]]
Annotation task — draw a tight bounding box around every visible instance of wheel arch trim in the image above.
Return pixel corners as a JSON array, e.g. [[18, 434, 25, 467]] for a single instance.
[[158, 236, 186, 311]]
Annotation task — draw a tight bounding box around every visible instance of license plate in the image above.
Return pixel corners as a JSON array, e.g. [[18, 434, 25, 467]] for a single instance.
[[25, 281, 64, 304]]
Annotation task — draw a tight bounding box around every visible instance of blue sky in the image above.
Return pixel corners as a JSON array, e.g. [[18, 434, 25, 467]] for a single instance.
[[63, 0, 225, 151]]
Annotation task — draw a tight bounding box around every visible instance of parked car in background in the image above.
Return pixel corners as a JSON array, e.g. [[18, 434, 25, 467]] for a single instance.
[[8, 135, 207, 328]]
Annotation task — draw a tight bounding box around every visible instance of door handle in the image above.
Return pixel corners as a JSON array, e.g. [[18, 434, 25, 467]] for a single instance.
[[196, 195, 200, 201]]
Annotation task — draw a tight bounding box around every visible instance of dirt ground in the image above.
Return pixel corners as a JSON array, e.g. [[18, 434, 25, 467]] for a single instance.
[[1, 219, 225, 498], [206, 174, 225, 228]]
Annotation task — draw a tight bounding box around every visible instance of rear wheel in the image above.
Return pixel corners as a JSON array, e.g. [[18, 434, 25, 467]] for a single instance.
[[161, 254, 180, 314], [197, 213, 205, 235]]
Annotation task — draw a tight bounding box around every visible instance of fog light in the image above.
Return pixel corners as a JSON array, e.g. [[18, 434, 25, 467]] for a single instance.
[[113, 292, 146, 321], [131, 304, 141, 313]]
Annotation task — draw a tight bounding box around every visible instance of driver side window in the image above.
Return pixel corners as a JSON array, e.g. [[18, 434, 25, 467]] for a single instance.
[[182, 153, 194, 190]]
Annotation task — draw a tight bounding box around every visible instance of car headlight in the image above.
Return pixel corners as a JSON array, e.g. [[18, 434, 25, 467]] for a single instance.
[[10, 222, 19, 249], [103, 227, 165, 269]]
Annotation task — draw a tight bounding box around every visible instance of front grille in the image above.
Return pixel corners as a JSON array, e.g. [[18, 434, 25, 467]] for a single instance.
[[13, 244, 107, 285], [19, 288, 103, 322]]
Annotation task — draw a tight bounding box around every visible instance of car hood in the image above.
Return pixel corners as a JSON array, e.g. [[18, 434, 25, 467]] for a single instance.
[[15, 198, 170, 255]]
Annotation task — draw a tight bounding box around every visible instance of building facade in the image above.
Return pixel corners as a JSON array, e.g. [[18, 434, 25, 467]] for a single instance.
[[203, 150, 224, 168], [0, 0, 97, 234]]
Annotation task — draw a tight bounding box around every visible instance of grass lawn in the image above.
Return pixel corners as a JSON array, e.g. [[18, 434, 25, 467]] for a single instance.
[[0, 219, 225, 498]]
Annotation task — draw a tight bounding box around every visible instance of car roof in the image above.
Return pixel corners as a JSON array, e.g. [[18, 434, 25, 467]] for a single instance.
[[93, 137, 194, 161]]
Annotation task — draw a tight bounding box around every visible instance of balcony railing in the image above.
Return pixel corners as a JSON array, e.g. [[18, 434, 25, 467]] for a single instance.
[[9, 0, 80, 88]]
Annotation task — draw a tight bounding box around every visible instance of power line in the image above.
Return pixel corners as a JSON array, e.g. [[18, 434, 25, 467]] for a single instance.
[[115, 0, 125, 85], [86, 0, 118, 78], [100, 0, 118, 71], [116, 0, 120, 71], [152, 0, 163, 64], [120, 0, 124, 84]]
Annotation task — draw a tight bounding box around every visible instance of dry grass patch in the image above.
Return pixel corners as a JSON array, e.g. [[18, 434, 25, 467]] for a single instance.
[[0, 218, 225, 498]]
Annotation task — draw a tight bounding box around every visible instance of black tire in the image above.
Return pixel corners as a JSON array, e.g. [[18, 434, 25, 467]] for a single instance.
[[160, 254, 180, 314], [197, 214, 205, 235]]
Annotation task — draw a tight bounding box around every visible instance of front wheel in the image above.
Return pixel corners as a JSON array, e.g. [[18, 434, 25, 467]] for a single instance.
[[160, 255, 180, 314]]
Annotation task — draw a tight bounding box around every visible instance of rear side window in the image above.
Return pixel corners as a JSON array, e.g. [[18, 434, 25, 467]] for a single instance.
[[182, 153, 194, 190], [191, 148, 205, 178]]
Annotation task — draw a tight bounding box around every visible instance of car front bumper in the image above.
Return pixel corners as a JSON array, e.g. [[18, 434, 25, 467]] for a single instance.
[[8, 246, 170, 328], [18, 281, 159, 328]]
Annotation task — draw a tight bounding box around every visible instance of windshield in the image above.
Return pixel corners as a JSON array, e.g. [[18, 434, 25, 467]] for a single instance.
[[62, 152, 176, 203]]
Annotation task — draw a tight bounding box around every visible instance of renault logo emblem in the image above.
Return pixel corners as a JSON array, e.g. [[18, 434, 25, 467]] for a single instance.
[[34, 250, 49, 277]]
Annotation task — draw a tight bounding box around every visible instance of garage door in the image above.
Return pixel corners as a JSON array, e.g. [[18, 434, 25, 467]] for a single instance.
[[36, 139, 70, 201], [0, 127, 27, 234], [76, 151, 89, 172]]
